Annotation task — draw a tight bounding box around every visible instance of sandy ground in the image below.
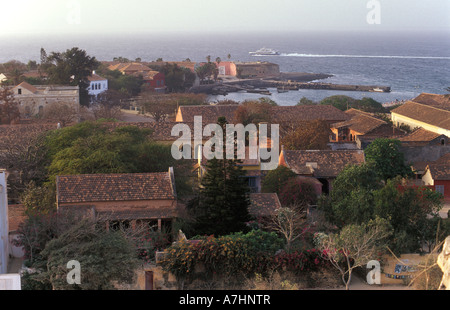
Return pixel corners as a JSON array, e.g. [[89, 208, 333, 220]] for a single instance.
[[326, 276, 410, 290]]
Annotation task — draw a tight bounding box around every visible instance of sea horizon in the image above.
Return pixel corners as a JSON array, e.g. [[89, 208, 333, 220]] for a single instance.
[[1, 29, 449, 104]]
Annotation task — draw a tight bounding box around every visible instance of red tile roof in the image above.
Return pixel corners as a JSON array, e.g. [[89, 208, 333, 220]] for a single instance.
[[398, 127, 444, 143], [177, 105, 239, 124], [391, 101, 450, 130], [13, 81, 38, 94], [87, 73, 107, 82], [412, 93, 450, 112], [56, 171, 176, 204], [332, 111, 386, 135], [282, 149, 365, 178], [249, 193, 281, 217], [271, 105, 350, 124], [426, 153, 450, 180]]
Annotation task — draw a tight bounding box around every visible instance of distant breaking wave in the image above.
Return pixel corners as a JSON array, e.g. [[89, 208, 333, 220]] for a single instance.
[[279, 53, 450, 60]]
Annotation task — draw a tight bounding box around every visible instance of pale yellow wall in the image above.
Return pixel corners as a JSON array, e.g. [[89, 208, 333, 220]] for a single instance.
[[421, 168, 434, 186], [175, 108, 183, 122], [391, 113, 450, 137], [380, 253, 424, 285]]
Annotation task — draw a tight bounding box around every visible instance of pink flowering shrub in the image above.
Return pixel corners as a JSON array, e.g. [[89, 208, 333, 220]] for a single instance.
[[160, 230, 328, 280]]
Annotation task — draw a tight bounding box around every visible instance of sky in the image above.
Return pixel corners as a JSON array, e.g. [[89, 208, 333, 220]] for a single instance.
[[0, 0, 449, 36]]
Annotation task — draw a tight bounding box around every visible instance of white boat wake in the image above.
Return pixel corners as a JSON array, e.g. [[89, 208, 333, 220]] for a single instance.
[[280, 53, 450, 60]]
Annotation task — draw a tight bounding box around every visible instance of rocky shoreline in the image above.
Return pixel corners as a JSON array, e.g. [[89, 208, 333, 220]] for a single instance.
[[189, 72, 390, 95]]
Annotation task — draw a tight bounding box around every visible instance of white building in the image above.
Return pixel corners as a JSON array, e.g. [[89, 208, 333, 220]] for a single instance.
[[87, 71, 108, 97], [0, 170, 9, 275]]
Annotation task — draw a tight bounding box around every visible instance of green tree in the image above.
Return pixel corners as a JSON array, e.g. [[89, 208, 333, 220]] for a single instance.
[[188, 117, 251, 236], [320, 164, 443, 254], [297, 97, 316, 105], [320, 95, 385, 113], [44, 121, 177, 181], [365, 138, 413, 181], [20, 182, 56, 216], [98, 68, 143, 97], [372, 177, 443, 253], [38, 218, 140, 290], [43, 121, 193, 196], [195, 62, 217, 84], [45, 47, 100, 106], [319, 163, 382, 227], [261, 165, 296, 194], [159, 63, 195, 92]]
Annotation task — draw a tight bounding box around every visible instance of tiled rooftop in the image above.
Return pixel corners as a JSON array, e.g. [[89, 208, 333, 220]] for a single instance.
[[249, 193, 281, 217], [427, 153, 450, 180], [56, 172, 176, 204], [282, 149, 366, 178], [391, 101, 450, 130]]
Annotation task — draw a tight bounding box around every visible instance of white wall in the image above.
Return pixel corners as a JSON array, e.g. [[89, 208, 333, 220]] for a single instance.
[[88, 80, 108, 97], [0, 274, 21, 290], [0, 170, 9, 274]]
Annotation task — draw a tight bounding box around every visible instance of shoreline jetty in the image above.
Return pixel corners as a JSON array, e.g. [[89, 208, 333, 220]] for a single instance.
[[190, 72, 391, 95]]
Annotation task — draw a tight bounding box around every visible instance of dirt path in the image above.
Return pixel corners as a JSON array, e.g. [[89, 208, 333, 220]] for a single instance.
[[120, 110, 155, 122]]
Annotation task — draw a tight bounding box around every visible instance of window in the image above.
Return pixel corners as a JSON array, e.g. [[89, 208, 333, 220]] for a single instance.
[[109, 220, 131, 231], [247, 177, 258, 193], [18, 88, 22, 95], [435, 185, 445, 196]]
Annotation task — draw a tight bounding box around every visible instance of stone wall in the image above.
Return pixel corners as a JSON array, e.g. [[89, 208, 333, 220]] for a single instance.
[[400, 145, 450, 164]]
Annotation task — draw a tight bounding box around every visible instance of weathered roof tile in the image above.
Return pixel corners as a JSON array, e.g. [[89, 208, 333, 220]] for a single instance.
[[57, 172, 176, 204]]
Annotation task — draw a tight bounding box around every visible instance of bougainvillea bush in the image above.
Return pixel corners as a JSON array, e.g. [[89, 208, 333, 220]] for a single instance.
[[160, 230, 329, 282], [132, 229, 172, 264]]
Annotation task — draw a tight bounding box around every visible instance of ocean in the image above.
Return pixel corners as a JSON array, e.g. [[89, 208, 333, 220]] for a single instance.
[[1, 31, 449, 105]]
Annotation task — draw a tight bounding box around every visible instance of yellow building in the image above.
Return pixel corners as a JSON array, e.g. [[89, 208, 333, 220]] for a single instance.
[[10, 82, 80, 118], [391, 93, 450, 137]]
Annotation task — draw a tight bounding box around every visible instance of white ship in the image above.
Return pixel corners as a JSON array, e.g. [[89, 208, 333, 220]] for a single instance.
[[249, 48, 280, 56]]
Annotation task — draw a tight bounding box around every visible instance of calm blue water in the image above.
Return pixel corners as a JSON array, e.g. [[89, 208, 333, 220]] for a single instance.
[[1, 31, 449, 105]]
